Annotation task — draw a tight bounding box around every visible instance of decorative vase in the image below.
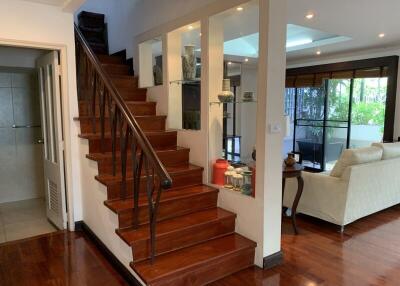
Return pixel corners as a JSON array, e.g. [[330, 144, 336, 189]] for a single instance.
[[212, 159, 229, 186], [284, 153, 297, 167], [218, 79, 234, 103], [182, 45, 196, 80], [252, 147, 256, 161]]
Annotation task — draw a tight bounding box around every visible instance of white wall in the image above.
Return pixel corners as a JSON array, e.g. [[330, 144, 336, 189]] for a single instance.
[[240, 65, 258, 162], [0, 46, 46, 68], [75, 0, 138, 57], [0, 0, 82, 226]]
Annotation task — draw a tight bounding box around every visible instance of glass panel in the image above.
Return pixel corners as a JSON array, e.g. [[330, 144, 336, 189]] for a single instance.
[[138, 37, 163, 87], [294, 85, 325, 170], [350, 77, 387, 148], [283, 88, 295, 157], [324, 79, 351, 170]]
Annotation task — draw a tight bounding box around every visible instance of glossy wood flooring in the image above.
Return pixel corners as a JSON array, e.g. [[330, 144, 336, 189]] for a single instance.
[[211, 204, 400, 286], [0, 231, 128, 286], [1, 204, 400, 285]]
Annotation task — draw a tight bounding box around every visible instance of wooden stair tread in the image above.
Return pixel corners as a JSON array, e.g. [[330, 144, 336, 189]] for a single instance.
[[117, 208, 235, 244], [96, 164, 203, 185], [78, 100, 156, 105], [79, 130, 177, 140], [86, 146, 189, 161], [74, 115, 166, 121], [104, 185, 217, 213], [133, 234, 256, 284]]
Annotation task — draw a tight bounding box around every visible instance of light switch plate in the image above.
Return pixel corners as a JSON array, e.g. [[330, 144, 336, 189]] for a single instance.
[[269, 123, 281, 134]]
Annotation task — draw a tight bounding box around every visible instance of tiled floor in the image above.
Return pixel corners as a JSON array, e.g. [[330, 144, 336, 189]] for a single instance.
[[0, 198, 57, 243]]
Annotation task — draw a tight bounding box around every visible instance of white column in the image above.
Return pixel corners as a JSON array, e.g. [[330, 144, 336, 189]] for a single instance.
[[257, 0, 287, 259]]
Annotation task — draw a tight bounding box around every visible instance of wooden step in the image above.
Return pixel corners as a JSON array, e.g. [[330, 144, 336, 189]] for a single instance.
[[87, 146, 190, 175], [79, 130, 177, 153], [78, 101, 156, 117], [111, 75, 138, 89], [96, 164, 203, 200], [118, 208, 236, 263], [117, 87, 147, 101], [104, 185, 218, 229], [102, 63, 130, 75], [133, 234, 256, 286], [97, 54, 124, 65], [75, 115, 166, 133]]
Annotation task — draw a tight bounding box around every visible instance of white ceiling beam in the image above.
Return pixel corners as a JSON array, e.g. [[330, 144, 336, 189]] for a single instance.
[[62, 0, 85, 13]]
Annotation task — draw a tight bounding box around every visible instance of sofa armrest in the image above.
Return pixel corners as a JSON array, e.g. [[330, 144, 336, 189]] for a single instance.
[[283, 171, 349, 225]]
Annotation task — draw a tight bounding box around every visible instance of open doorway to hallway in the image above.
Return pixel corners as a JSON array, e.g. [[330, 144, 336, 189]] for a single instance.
[[0, 45, 67, 243]]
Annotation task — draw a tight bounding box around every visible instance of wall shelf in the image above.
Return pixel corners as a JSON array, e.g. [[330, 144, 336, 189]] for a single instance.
[[209, 100, 257, 106], [169, 79, 201, 85]]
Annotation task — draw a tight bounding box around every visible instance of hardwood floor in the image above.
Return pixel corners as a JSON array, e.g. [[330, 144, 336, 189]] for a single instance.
[[1, 205, 400, 285], [211, 204, 400, 286], [0, 231, 128, 286]]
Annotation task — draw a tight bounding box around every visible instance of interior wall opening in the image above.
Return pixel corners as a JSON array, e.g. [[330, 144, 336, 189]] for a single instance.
[[0, 45, 67, 243]]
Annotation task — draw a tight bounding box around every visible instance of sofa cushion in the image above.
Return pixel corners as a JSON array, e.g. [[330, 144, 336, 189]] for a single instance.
[[330, 146, 383, 177], [372, 142, 400, 160]]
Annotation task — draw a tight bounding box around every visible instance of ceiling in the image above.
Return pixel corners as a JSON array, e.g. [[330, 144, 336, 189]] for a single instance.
[[287, 0, 400, 64], [18, 0, 66, 6]]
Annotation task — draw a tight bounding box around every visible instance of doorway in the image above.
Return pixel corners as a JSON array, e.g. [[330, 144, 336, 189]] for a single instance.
[[0, 46, 67, 243]]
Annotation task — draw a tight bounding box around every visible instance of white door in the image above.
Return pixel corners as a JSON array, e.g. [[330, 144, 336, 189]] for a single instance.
[[37, 51, 67, 229]]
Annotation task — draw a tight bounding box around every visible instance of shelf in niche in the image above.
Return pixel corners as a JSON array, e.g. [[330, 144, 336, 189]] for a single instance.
[[169, 79, 201, 85], [209, 100, 257, 106]]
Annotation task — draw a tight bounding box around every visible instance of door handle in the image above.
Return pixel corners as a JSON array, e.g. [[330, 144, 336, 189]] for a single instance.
[[37, 139, 44, 144]]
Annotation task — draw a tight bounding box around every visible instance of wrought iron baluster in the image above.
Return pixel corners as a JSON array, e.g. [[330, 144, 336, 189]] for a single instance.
[[120, 124, 130, 200], [99, 84, 106, 153], [91, 71, 97, 134]]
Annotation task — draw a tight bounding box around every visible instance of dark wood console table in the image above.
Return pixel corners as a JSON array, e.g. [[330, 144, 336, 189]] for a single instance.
[[282, 163, 304, 234]]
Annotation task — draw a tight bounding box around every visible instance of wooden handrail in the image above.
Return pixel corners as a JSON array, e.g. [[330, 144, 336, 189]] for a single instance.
[[74, 24, 172, 189], [75, 23, 172, 262]]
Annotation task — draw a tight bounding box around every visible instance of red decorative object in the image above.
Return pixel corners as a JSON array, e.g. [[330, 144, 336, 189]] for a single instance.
[[212, 159, 229, 186]]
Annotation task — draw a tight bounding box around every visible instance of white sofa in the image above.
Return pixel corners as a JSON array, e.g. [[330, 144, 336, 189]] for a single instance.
[[283, 143, 400, 227]]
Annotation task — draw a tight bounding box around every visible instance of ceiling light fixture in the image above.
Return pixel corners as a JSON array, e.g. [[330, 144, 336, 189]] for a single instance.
[[188, 25, 194, 30], [236, 6, 243, 11], [305, 13, 314, 20], [379, 33, 385, 38], [316, 50, 321, 55]]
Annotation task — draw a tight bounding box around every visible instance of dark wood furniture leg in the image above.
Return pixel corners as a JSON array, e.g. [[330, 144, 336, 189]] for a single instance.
[[291, 176, 304, 234]]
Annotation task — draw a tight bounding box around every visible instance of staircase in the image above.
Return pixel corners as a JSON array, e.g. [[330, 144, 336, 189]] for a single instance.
[[75, 14, 256, 286]]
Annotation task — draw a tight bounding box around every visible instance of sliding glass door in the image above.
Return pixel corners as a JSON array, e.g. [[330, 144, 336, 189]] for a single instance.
[[288, 76, 388, 171]]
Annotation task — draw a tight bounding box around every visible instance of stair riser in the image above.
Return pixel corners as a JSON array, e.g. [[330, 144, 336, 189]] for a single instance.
[[146, 248, 255, 286], [103, 64, 130, 75], [104, 169, 203, 200], [119, 91, 147, 101], [97, 55, 124, 65], [117, 191, 218, 229], [131, 217, 236, 263], [85, 132, 177, 153], [78, 102, 156, 117], [78, 117, 166, 133], [112, 77, 138, 89], [96, 149, 189, 175]]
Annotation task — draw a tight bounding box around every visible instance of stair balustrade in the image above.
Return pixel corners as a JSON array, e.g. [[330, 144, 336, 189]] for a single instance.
[[75, 24, 172, 263]]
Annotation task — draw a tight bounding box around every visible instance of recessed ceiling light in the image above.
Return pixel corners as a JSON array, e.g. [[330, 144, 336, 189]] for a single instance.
[[316, 50, 321, 55], [188, 25, 194, 30], [236, 7, 243, 11], [379, 33, 385, 38], [244, 58, 249, 62], [305, 13, 314, 20], [199, 32, 202, 36], [228, 61, 232, 65]]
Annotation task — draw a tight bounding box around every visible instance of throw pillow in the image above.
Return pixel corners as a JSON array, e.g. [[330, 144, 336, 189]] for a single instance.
[[330, 146, 383, 177], [372, 142, 400, 160]]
